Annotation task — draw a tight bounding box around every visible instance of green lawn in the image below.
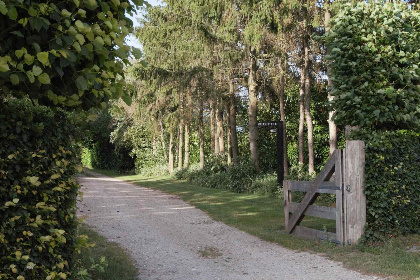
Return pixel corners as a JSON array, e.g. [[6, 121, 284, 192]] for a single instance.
[[89, 169, 420, 280], [74, 223, 138, 280]]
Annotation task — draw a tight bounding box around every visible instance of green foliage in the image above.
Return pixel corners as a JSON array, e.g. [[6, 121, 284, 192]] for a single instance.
[[0, 98, 80, 279], [0, 0, 143, 110], [82, 110, 134, 172], [350, 130, 420, 242], [325, 2, 420, 130], [175, 157, 279, 195]]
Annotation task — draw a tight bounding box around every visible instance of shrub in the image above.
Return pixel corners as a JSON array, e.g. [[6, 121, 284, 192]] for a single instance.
[[326, 2, 420, 130], [0, 0, 142, 109], [0, 99, 80, 279], [174, 160, 280, 195], [350, 130, 420, 242]]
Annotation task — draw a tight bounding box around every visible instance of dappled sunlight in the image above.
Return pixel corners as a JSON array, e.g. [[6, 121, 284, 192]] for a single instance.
[[169, 206, 195, 210], [97, 204, 127, 208], [82, 177, 120, 182], [234, 212, 258, 217]]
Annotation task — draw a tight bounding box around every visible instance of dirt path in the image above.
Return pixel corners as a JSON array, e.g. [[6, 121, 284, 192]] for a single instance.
[[76, 171, 380, 280]]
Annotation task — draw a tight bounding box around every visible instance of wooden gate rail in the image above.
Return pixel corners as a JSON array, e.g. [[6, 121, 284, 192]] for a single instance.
[[283, 141, 366, 245]]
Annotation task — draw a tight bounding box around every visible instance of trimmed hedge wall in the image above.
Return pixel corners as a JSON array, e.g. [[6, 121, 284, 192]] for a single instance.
[[0, 99, 79, 279], [351, 130, 420, 242]]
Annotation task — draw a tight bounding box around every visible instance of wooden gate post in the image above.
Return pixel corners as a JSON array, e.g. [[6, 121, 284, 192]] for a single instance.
[[343, 140, 366, 245]]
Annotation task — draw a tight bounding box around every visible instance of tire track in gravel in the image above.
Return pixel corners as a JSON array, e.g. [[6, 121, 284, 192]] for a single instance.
[[76, 171, 381, 280]]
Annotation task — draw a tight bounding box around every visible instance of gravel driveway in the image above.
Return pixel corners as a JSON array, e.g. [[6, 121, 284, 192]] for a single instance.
[[76, 171, 380, 280]]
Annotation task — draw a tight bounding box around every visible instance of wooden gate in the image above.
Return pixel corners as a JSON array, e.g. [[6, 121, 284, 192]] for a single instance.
[[283, 141, 366, 245]]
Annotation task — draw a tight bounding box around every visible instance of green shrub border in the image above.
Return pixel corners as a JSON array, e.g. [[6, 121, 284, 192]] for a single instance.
[[350, 130, 420, 242], [0, 99, 80, 279]]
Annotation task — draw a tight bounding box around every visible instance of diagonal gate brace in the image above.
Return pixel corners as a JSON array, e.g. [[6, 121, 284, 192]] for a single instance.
[[285, 150, 340, 234]]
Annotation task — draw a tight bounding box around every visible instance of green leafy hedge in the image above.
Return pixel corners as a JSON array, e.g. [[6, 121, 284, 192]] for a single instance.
[[0, 0, 143, 110], [326, 2, 420, 130], [175, 158, 279, 195], [0, 99, 80, 279], [351, 130, 420, 242]]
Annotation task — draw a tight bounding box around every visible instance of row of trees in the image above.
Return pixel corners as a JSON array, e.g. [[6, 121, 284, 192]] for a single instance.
[[99, 0, 418, 180], [123, 0, 346, 176]]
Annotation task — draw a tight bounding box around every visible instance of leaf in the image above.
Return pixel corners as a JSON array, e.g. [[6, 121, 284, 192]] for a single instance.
[[26, 71, 35, 83], [27, 176, 39, 185], [13, 198, 19, 204], [61, 9, 71, 17], [122, 93, 132, 106], [94, 36, 104, 46], [32, 65, 42, 76], [73, 42, 81, 52], [24, 54, 34, 65], [50, 174, 61, 180], [0, 1, 7, 15], [26, 262, 36, 270], [38, 73, 50, 84], [8, 7, 17, 20], [10, 74, 19, 85], [0, 57, 10, 72], [11, 30, 24, 37], [28, 7, 37, 17], [37, 52, 49, 66], [77, 9, 86, 17], [131, 48, 142, 59], [15, 50, 24, 58], [76, 76, 88, 91], [75, 34, 85, 45]]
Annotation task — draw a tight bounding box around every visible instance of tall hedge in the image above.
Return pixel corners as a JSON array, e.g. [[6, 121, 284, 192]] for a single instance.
[[0, 99, 80, 279], [0, 0, 142, 109], [351, 130, 420, 242], [325, 2, 420, 130]]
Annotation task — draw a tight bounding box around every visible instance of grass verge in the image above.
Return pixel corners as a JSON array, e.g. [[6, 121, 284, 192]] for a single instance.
[[74, 223, 138, 280], [90, 169, 420, 280]]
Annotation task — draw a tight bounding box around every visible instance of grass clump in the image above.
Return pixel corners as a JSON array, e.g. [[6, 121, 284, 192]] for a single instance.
[[74, 223, 138, 280]]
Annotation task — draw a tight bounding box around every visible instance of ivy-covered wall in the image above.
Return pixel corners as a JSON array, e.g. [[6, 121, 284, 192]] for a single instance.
[[0, 99, 80, 279]]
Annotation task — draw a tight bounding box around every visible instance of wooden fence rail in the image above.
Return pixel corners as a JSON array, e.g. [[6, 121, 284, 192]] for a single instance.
[[283, 141, 366, 245]]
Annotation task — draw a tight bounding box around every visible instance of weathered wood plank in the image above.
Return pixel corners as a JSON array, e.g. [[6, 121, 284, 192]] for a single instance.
[[288, 180, 339, 194], [285, 150, 340, 233], [289, 202, 336, 220], [335, 150, 344, 245], [344, 141, 366, 245], [293, 226, 337, 242]]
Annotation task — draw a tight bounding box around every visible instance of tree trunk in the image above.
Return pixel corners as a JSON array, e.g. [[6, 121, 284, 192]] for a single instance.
[[229, 78, 239, 166], [325, 7, 337, 154], [213, 99, 220, 154], [302, 12, 314, 175], [183, 94, 191, 169], [298, 54, 305, 166], [217, 99, 225, 154], [159, 121, 167, 161], [168, 131, 174, 173], [183, 122, 190, 169], [226, 102, 232, 165], [210, 98, 217, 154], [278, 58, 289, 176], [177, 120, 183, 171], [199, 101, 205, 170], [248, 51, 260, 173], [152, 136, 157, 156]]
